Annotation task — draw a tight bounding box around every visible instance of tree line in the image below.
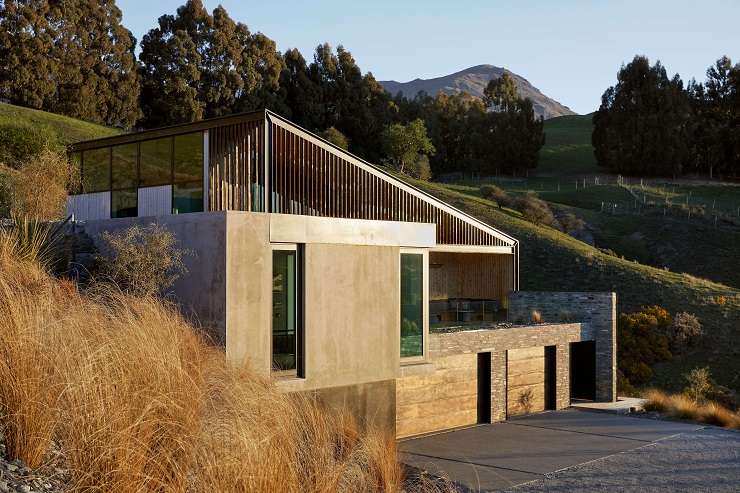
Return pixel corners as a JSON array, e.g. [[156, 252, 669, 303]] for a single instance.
[[0, 0, 544, 178], [593, 55, 740, 178]]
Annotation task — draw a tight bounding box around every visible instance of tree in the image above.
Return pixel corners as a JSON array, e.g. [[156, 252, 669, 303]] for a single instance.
[[593, 56, 692, 176], [484, 72, 519, 112], [0, 0, 141, 128], [319, 127, 349, 150], [382, 119, 435, 174], [617, 306, 673, 388], [139, 0, 284, 127]]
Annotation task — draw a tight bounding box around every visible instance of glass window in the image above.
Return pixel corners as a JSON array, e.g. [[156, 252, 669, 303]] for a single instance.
[[112, 143, 138, 190], [82, 147, 110, 193], [69, 152, 82, 194], [174, 132, 203, 183], [173, 182, 204, 214], [401, 253, 424, 358], [272, 248, 300, 373], [139, 137, 172, 187], [111, 189, 137, 218]]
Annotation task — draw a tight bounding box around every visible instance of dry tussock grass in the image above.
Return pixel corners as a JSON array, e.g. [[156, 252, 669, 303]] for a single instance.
[[0, 233, 454, 491], [643, 389, 740, 429]]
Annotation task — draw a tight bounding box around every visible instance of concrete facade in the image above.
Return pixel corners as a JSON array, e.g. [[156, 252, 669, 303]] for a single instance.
[[508, 291, 617, 402], [74, 213, 617, 439]]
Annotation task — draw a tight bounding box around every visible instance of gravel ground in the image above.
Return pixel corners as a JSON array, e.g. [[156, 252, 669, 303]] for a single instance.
[[0, 433, 65, 493], [504, 426, 740, 493]]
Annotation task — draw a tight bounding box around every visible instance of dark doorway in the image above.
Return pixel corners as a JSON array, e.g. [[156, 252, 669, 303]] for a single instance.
[[544, 345, 557, 410], [570, 341, 596, 401], [477, 352, 492, 423]]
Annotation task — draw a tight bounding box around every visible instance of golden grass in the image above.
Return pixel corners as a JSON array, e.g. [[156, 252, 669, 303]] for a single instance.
[[643, 389, 740, 429], [0, 233, 451, 491]]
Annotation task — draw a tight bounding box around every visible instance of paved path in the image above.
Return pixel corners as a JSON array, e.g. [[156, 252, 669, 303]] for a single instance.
[[399, 409, 738, 492]]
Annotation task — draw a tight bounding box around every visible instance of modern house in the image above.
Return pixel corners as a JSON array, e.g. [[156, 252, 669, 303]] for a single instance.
[[67, 109, 616, 438]]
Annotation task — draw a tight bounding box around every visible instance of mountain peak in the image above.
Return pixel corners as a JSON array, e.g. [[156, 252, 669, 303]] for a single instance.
[[380, 65, 575, 119]]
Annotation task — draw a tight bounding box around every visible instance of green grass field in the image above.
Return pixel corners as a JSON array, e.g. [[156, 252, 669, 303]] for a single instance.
[[539, 113, 601, 175], [0, 102, 119, 146]]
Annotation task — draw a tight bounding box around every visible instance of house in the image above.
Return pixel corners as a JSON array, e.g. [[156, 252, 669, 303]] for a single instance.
[[67, 109, 616, 438]]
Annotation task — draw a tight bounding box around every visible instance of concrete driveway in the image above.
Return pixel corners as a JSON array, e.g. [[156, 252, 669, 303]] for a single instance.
[[399, 409, 733, 492]]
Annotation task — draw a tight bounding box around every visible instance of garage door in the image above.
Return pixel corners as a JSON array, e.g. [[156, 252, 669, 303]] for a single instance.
[[507, 346, 545, 417]]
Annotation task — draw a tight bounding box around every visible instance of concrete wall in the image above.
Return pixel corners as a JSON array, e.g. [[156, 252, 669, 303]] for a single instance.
[[77, 212, 228, 342], [396, 323, 585, 438], [76, 211, 423, 434], [508, 292, 617, 402]]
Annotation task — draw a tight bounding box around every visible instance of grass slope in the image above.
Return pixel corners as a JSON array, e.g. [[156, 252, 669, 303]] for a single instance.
[[539, 114, 600, 175], [407, 177, 740, 393], [0, 102, 119, 146]]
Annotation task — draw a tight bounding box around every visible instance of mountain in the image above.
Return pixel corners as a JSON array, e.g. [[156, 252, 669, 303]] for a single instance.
[[380, 64, 576, 120]]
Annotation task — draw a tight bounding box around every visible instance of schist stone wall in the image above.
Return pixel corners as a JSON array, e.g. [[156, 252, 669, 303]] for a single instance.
[[508, 291, 617, 402], [396, 322, 585, 438]]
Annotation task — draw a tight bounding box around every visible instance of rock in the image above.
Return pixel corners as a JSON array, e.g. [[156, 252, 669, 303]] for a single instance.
[[17, 486, 31, 493], [0, 481, 9, 493]]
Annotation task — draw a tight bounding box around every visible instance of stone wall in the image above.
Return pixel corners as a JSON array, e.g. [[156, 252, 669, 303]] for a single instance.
[[396, 322, 585, 438], [508, 291, 617, 402]]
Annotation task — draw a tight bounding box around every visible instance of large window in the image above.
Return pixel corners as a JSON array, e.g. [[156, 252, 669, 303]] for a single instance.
[[401, 252, 424, 358], [139, 137, 172, 187], [272, 246, 302, 375], [111, 143, 137, 190], [82, 147, 110, 193], [111, 189, 137, 218], [173, 132, 204, 213]]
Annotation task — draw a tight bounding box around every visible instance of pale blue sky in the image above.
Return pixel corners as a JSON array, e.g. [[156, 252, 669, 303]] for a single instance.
[[117, 0, 740, 114]]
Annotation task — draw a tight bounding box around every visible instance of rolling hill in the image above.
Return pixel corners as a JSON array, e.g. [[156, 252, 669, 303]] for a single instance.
[[380, 64, 576, 119]]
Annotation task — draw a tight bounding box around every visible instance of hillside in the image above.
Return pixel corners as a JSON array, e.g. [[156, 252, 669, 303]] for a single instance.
[[539, 113, 599, 174], [380, 65, 576, 119], [404, 176, 740, 394], [0, 102, 120, 147]]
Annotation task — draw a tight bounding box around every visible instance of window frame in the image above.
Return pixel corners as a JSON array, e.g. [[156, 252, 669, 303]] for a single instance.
[[270, 243, 305, 379], [399, 248, 429, 364]]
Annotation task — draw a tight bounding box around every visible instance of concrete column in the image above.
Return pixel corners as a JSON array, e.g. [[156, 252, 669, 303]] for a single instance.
[[491, 349, 507, 422]]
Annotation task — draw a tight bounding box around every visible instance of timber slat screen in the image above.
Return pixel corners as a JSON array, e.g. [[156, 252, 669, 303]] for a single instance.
[[206, 113, 514, 248], [208, 120, 265, 212]]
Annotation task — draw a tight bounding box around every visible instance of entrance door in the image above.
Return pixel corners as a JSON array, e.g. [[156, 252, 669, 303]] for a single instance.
[[570, 341, 596, 401], [477, 352, 491, 423], [544, 345, 557, 410]]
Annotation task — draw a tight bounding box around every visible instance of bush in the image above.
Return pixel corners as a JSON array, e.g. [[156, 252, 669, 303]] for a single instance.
[[0, 168, 13, 217], [406, 153, 432, 181], [96, 224, 189, 297], [560, 212, 585, 234], [669, 312, 703, 350], [319, 126, 349, 150], [643, 389, 740, 429], [0, 123, 59, 168], [479, 184, 513, 209], [684, 366, 713, 403], [617, 305, 672, 388], [10, 149, 78, 220], [514, 192, 558, 227]]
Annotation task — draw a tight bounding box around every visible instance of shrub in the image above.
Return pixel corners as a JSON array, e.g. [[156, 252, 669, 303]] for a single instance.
[[517, 388, 534, 414], [96, 224, 189, 297], [515, 192, 558, 227], [617, 305, 672, 388], [319, 126, 349, 150], [0, 168, 13, 217], [643, 389, 740, 429], [10, 149, 79, 221], [531, 310, 542, 324], [669, 312, 703, 350], [0, 122, 59, 168], [406, 154, 432, 181], [684, 366, 713, 403], [560, 212, 585, 234], [479, 184, 512, 209]]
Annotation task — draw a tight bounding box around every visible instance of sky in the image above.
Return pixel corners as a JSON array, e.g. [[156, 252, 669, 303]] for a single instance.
[[117, 0, 740, 115]]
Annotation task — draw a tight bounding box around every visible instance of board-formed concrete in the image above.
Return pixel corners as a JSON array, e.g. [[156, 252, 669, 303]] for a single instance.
[[399, 409, 705, 492]]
